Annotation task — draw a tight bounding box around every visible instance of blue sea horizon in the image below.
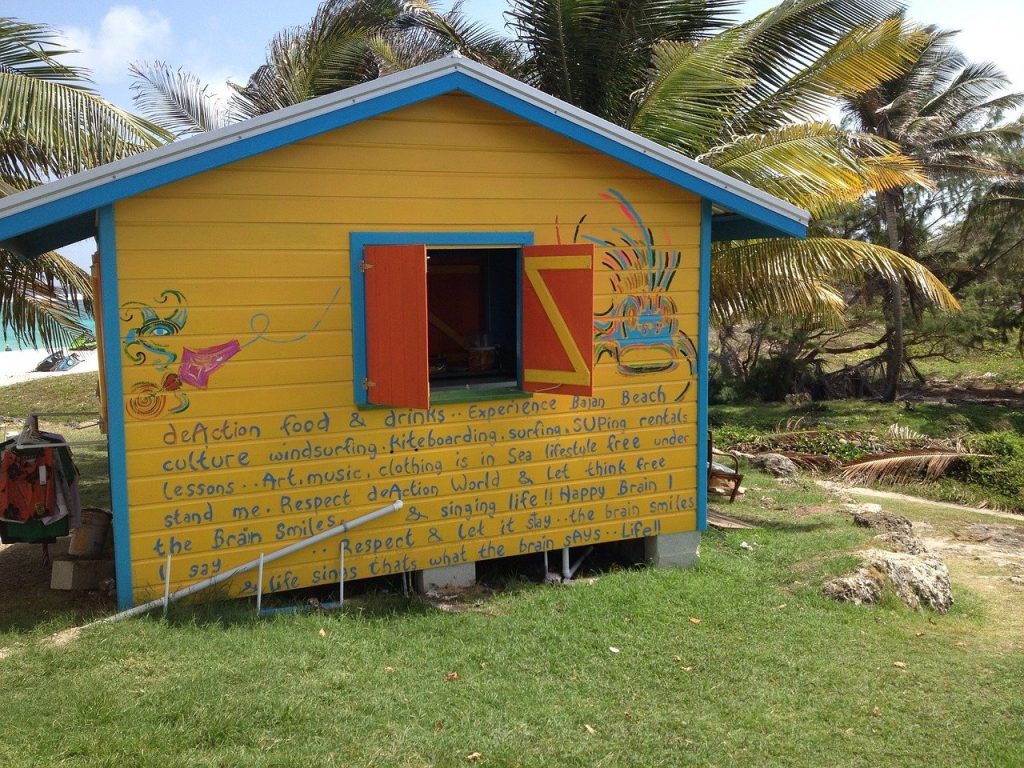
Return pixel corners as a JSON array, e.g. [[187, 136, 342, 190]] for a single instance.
[[1, 315, 97, 352]]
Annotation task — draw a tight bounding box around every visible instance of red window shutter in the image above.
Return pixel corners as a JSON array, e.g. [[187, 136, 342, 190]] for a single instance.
[[363, 245, 430, 409], [522, 244, 595, 397]]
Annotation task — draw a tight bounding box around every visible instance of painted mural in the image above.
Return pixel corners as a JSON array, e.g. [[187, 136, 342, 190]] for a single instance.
[[576, 189, 697, 400], [121, 287, 341, 419]]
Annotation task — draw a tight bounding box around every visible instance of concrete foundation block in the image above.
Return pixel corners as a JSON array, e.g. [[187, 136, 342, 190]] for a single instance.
[[644, 531, 701, 569], [50, 556, 115, 591], [415, 562, 476, 593]]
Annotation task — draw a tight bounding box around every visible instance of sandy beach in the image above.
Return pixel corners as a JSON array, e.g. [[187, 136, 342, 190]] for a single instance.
[[0, 349, 100, 387]]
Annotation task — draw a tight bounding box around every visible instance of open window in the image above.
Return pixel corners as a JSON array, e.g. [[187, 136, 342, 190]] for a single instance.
[[361, 242, 594, 409]]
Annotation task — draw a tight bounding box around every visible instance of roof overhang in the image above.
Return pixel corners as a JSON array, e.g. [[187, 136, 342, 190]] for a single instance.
[[0, 56, 808, 258]]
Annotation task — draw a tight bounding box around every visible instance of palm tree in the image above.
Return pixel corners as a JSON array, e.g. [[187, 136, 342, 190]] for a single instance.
[[0, 17, 169, 348], [130, 0, 522, 138], [131, 0, 960, 333], [843, 29, 1024, 398], [509, 0, 958, 326]]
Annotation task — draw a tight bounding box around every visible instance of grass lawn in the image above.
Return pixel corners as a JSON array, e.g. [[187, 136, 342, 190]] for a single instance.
[[2, 374, 1022, 765], [1, 471, 1022, 767]]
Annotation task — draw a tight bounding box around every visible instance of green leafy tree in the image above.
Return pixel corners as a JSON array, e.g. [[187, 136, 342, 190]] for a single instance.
[[0, 17, 168, 348], [843, 29, 1024, 399], [929, 175, 1024, 354]]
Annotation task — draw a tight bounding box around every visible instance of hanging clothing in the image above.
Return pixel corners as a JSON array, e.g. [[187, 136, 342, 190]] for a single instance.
[[0, 445, 58, 523], [0, 430, 82, 543]]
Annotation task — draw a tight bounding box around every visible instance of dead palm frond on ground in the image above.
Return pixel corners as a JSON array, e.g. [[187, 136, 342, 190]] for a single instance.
[[839, 448, 986, 484]]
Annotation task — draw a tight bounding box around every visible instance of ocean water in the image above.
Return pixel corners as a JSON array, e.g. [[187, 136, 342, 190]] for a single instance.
[[1, 315, 97, 352]]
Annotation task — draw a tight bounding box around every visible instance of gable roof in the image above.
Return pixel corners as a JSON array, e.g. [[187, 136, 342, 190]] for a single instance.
[[0, 55, 808, 257]]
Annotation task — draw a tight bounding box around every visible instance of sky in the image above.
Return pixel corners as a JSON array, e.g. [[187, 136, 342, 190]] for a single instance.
[[6, 0, 1023, 267]]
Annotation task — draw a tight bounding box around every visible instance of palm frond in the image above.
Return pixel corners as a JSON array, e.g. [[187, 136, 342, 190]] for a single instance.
[[408, 1, 525, 74], [712, 261, 848, 325], [699, 123, 930, 213], [628, 37, 751, 156], [724, 0, 905, 129], [712, 236, 959, 325], [0, 19, 168, 182], [508, 0, 737, 122], [737, 16, 930, 132], [129, 62, 233, 139], [886, 423, 928, 444], [839, 449, 980, 483], [0, 249, 93, 349]]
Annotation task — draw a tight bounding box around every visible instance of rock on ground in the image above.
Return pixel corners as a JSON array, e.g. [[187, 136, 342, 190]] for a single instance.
[[822, 573, 881, 605], [749, 453, 800, 479], [852, 510, 913, 535], [822, 549, 953, 613], [873, 530, 927, 555]]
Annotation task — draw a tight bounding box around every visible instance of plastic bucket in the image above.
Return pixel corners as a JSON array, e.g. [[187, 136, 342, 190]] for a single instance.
[[68, 508, 112, 557]]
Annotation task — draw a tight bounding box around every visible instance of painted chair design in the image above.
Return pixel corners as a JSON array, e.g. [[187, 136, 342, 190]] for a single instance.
[[708, 434, 743, 503]]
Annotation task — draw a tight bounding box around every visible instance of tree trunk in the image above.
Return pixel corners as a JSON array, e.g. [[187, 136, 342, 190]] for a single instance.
[[881, 191, 904, 402]]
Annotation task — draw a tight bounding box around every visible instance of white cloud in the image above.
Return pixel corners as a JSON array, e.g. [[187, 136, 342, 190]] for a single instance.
[[60, 5, 172, 83], [189, 64, 248, 107]]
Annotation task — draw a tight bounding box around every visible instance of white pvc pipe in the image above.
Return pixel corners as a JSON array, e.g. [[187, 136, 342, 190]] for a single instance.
[[338, 545, 344, 607], [95, 500, 404, 624], [163, 553, 171, 617], [256, 553, 265, 614], [561, 546, 571, 581]]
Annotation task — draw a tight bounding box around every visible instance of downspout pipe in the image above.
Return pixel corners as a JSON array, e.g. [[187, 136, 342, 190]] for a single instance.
[[94, 500, 404, 624]]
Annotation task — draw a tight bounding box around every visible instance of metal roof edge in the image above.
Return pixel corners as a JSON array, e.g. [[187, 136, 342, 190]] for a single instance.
[[0, 55, 809, 242], [0, 57, 461, 229]]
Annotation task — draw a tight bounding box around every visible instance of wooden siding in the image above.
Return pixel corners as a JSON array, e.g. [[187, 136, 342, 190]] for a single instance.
[[114, 93, 702, 602]]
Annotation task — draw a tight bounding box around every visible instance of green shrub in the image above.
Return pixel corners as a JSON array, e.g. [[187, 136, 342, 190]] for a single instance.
[[742, 355, 802, 401], [959, 431, 1024, 512]]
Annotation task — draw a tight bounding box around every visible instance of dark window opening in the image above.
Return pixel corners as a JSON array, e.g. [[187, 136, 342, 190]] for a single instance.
[[427, 247, 518, 389]]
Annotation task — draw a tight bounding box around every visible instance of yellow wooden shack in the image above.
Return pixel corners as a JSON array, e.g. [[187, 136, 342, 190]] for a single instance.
[[0, 57, 807, 609]]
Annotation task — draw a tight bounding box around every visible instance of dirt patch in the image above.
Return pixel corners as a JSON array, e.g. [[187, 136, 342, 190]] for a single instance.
[[788, 505, 840, 519], [0, 541, 114, 634], [907, 377, 1024, 408], [421, 585, 505, 616], [824, 483, 1023, 521], [954, 524, 1024, 551], [915, 519, 1024, 651], [816, 482, 1024, 649], [921, 523, 1024, 574]]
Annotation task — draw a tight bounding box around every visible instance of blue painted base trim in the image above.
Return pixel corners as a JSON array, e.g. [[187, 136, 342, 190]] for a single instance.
[[697, 200, 712, 532], [98, 205, 134, 609], [349, 231, 534, 406]]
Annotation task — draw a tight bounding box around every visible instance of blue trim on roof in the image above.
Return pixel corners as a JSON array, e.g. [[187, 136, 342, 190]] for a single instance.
[[349, 231, 534, 406], [697, 200, 712, 533], [1, 213, 95, 259], [0, 69, 805, 253], [98, 206, 134, 609]]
